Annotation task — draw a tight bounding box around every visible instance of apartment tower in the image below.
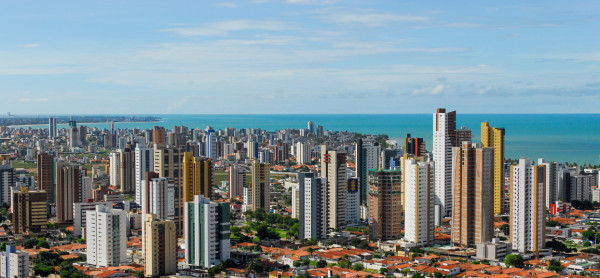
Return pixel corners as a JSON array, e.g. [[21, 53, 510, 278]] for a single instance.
[[481, 122, 505, 215], [144, 214, 177, 277], [451, 142, 494, 248], [368, 169, 403, 241], [251, 161, 270, 212], [404, 159, 435, 247], [320, 145, 348, 230], [183, 152, 214, 202], [510, 158, 546, 254]]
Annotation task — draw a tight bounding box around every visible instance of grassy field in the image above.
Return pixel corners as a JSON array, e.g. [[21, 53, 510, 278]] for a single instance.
[[12, 160, 36, 169]]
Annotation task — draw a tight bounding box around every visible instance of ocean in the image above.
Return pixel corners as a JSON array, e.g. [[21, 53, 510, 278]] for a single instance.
[[12, 114, 600, 165]]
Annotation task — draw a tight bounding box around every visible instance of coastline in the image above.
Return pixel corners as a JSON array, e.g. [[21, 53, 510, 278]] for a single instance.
[[8, 120, 161, 128]]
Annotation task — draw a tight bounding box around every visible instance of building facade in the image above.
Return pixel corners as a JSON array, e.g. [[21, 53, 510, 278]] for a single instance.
[[321, 146, 348, 230], [298, 173, 327, 240], [481, 122, 505, 215], [228, 165, 245, 199], [184, 195, 230, 269], [251, 161, 270, 212], [510, 158, 546, 254], [404, 159, 435, 247], [368, 169, 403, 241], [12, 189, 47, 234], [183, 152, 214, 202], [0, 245, 29, 278], [432, 108, 454, 217], [144, 214, 177, 277], [86, 205, 127, 267], [451, 142, 494, 248]]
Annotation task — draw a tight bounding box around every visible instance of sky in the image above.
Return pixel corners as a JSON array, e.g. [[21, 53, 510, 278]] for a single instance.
[[1, 0, 599, 114]]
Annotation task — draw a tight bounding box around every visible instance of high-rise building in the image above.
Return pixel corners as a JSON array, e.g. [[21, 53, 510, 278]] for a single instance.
[[36, 153, 54, 203], [481, 122, 505, 215], [451, 142, 494, 248], [251, 161, 270, 212], [144, 214, 177, 277], [87, 205, 127, 267], [144, 177, 175, 221], [274, 142, 289, 163], [228, 165, 245, 199], [368, 169, 403, 241], [205, 126, 217, 159], [321, 145, 347, 230], [68, 120, 80, 148], [307, 121, 315, 134], [153, 144, 184, 235], [346, 178, 360, 225], [12, 188, 47, 234], [48, 117, 57, 140], [184, 195, 230, 268], [153, 126, 165, 145], [538, 159, 558, 209], [183, 152, 214, 202], [109, 151, 121, 187], [73, 201, 112, 237], [0, 165, 15, 206], [404, 133, 426, 157], [510, 158, 546, 254], [365, 142, 381, 171], [247, 141, 259, 159], [404, 159, 434, 247], [355, 139, 368, 205], [568, 173, 595, 202], [0, 245, 30, 278], [316, 125, 324, 138], [296, 142, 311, 165], [432, 108, 454, 217], [298, 173, 327, 239], [135, 146, 154, 205], [57, 165, 81, 223], [119, 147, 135, 193]]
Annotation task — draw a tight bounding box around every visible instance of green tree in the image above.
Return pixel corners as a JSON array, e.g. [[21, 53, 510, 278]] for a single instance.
[[379, 268, 388, 275], [504, 254, 524, 268], [548, 259, 564, 273], [294, 261, 302, 267], [352, 263, 364, 271], [500, 224, 510, 235], [582, 227, 596, 241], [135, 271, 145, 278], [546, 239, 568, 253], [317, 260, 327, 268]]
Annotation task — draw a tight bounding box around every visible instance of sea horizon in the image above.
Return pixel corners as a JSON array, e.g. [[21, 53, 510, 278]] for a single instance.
[[7, 114, 600, 165]]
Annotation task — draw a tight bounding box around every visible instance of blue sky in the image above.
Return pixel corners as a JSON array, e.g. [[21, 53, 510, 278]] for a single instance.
[[1, 0, 599, 114]]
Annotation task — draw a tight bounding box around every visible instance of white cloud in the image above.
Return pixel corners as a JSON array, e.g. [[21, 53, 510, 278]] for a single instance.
[[320, 13, 429, 26], [412, 85, 450, 95], [160, 20, 290, 36], [18, 97, 48, 102], [19, 44, 40, 48]]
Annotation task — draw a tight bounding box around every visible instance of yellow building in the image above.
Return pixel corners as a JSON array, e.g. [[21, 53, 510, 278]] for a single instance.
[[182, 152, 214, 202], [144, 214, 177, 277], [251, 161, 270, 212], [481, 122, 505, 215]]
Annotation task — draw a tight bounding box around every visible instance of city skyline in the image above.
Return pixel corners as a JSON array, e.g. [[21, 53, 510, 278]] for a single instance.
[[2, 1, 599, 114]]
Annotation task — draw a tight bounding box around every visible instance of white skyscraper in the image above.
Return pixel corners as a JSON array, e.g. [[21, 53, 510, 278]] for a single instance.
[[205, 126, 217, 159], [87, 206, 127, 267], [432, 108, 453, 217], [0, 246, 29, 278], [404, 159, 435, 247], [296, 142, 311, 165], [135, 146, 154, 205], [184, 195, 230, 268], [144, 177, 175, 221], [511, 158, 546, 253], [109, 151, 121, 187]]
